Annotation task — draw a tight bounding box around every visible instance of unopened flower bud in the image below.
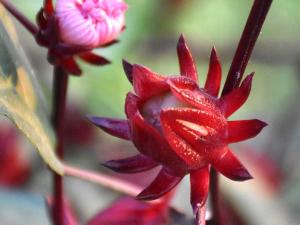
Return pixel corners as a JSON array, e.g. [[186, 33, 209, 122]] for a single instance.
[[55, 0, 127, 48], [90, 35, 267, 216], [0, 0, 128, 75]]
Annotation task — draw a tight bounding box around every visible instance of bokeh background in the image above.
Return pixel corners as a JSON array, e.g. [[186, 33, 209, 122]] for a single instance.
[[0, 0, 300, 224]]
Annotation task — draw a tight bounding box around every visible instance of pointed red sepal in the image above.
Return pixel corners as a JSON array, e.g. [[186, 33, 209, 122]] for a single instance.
[[99, 39, 119, 48], [160, 108, 226, 156], [36, 8, 48, 29], [167, 77, 219, 111], [136, 168, 183, 200], [219, 73, 254, 117], [43, 0, 54, 16], [102, 154, 158, 173], [131, 112, 186, 174], [60, 57, 82, 75], [160, 108, 218, 169], [132, 64, 168, 99], [204, 47, 222, 97], [88, 116, 130, 140], [78, 52, 110, 65], [122, 59, 133, 84], [227, 119, 267, 143], [177, 35, 198, 81], [210, 148, 253, 181], [125, 92, 140, 119], [190, 166, 210, 214]]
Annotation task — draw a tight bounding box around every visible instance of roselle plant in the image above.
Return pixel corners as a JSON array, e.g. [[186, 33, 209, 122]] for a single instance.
[[90, 35, 267, 223], [0, 0, 288, 225]]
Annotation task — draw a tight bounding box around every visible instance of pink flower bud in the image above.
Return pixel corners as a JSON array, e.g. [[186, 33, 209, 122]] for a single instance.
[[0, 0, 128, 75], [55, 0, 128, 48]]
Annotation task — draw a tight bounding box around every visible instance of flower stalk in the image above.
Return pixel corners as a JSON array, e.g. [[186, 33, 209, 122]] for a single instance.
[[196, 205, 206, 225], [51, 66, 69, 225], [209, 169, 223, 225], [63, 164, 142, 198], [210, 1, 273, 225], [222, 0, 273, 96]]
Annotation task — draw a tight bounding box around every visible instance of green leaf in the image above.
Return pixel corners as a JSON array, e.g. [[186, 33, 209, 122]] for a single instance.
[[0, 6, 63, 175]]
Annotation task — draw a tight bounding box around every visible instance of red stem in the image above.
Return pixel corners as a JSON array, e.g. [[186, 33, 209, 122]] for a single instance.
[[209, 169, 223, 225], [0, 0, 38, 35], [222, 0, 273, 96], [52, 66, 69, 225], [195, 205, 206, 225], [210, 1, 273, 225]]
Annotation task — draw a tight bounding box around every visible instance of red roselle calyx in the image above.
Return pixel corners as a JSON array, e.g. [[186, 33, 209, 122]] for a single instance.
[[0, 0, 127, 75], [90, 35, 267, 216]]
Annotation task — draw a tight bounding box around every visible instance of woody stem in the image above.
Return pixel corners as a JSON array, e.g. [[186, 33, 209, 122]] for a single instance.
[[52, 66, 69, 225]]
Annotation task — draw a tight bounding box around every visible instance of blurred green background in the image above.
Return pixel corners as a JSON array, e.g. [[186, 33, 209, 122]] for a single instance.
[[1, 0, 300, 224]]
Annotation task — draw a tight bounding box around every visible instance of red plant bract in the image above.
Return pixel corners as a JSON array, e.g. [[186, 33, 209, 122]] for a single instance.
[[90, 35, 267, 214]]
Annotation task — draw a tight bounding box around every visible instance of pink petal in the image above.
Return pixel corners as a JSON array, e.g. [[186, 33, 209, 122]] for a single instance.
[[190, 166, 210, 214], [210, 147, 253, 181], [88, 117, 130, 140], [219, 73, 254, 117], [125, 92, 140, 119], [227, 119, 267, 143], [166, 77, 219, 111], [122, 59, 133, 84], [136, 168, 183, 200], [132, 64, 168, 99], [78, 52, 110, 65], [86, 196, 169, 225], [131, 112, 187, 174], [204, 47, 222, 97], [102, 154, 159, 173], [177, 35, 198, 81]]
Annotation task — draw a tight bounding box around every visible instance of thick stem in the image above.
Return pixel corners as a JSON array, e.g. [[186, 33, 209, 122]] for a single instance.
[[209, 169, 223, 225], [222, 0, 273, 96], [0, 0, 38, 35], [210, 1, 273, 225], [52, 66, 69, 225]]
